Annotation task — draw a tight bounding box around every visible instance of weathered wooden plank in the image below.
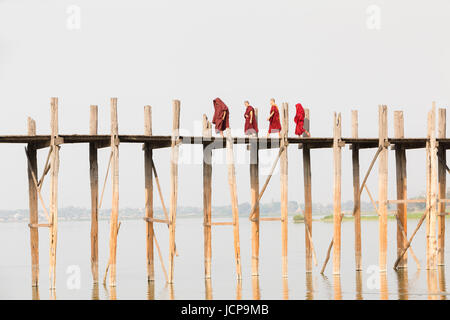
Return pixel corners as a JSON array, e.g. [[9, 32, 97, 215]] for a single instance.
[[437, 108, 446, 266], [378, 105, 388, 272], [333, 112, 342, 275], [250, 108, 260, 277], [352, 110, 362, 271]]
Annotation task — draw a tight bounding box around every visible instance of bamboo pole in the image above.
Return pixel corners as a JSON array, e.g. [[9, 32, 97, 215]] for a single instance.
[[89, 105, 99, 283], [250, 108, 260, 276], [280, 102, 289, 278], [49, 97, 60, 289], [427, 104, 438, 270], [437, 108, 446, 266], [226, 128, 242, 280], [27, 117, 39, 287], [351, 110, 362, 271], [168, 100, 181, 284], [378, 105, 388, 272], [394, 110, 408, 268], [303, 109, 313, 273], [333, 112, 342, 275], [203, 114, 212, 279], [108, 97, 120, 287], [144, 105, 154, 282]]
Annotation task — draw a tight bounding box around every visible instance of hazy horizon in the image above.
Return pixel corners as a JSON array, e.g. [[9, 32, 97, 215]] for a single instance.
[[1, 0, 449, 211]]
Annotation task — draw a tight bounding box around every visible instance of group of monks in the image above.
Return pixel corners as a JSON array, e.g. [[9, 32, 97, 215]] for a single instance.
[[212, 97, 311, 138]]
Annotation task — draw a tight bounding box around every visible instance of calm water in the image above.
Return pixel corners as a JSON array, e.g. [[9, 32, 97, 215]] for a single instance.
[[0, 216, 448, 300]]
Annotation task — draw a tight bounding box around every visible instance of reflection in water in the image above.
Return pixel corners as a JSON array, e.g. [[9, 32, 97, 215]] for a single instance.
[[168, 283, 175, 300], [31, 286, 40, 300], [49, 289, 56, 300], [252, 277, 260, 300], [355, 271, 363, 300], [205, 279, 212, 300], [147, 281, 155, 300], [396, 269, 409, 300], [380, 272, 388, 300], [92, 283, 100, 300], [438, 266, 447, 300], [305, 273, 313, 300], [103, 284, 117, 300], [427, 269, 438, 300], [236, 280, 242, 300], [333, 275, 341, 300], [282, 278, 288, 300]]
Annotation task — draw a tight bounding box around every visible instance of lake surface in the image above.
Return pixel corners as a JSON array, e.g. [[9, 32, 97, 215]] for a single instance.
[[0, 216, 448, 300]]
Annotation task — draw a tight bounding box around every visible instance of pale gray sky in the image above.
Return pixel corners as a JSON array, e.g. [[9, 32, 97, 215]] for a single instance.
[[0, 0, 449, 210]]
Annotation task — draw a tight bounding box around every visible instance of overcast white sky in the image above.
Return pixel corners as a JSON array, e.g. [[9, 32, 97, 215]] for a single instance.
[[0, 0, 449, 210]]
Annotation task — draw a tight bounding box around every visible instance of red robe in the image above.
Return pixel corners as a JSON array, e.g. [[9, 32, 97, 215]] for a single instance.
[[212, 98, 230, 133], [268, 105, 281, 133], [294, 103, 306, 136], [244, 105, 258, 135]]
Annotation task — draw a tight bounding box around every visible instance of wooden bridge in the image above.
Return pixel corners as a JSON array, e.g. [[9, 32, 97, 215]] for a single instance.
[[4, 97, 448, 290]]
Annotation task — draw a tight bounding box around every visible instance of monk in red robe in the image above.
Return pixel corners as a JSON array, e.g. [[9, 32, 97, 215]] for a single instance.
[[294, 103, 310, 137], [267, 98, 281, 138], [212, 98, 230, 137], [244, 101, 258, 136]]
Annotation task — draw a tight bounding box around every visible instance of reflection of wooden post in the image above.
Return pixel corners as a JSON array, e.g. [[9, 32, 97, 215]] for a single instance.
[[250, 109, 260, 276], [252, 276, 261, 300], [355, 271, 363, 300], [437, 108, 446, 266], [394, 111, 408, 269], [226, 128, 242, 280], [332, 112, 342, 275], [351, 110, 361, 271], [108, 98, 120, 287], [427, 104, 438, 270], [205, 279, 213, 300], [303, 109, 312, 273], [49, 97, 60, 289], [280, 102, 289, 278], [89, 105, 99, 283], [396, 269, 409, 300], [168, 100, 181, 284], [202, 114, 212, 279], [27, 118, 39, 287], [144, 105, 154, 281], [378, 105, 388, 272], [306, 273, 314, 300]]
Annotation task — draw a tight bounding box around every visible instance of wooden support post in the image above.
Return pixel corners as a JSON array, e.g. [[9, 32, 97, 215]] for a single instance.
[[27, 118, 39, 287], [437, 108, 446, 266], [226, 128, 242, 280], [144, 105, 154, 281], [250, 108, 260, 276], [89, 105, 99, 283], [168, 100, 181, 284], [333, 112, 342, 275], [378, 105, 388, 272], [351, 110, 362, 271], [303, 108, 312, 273], [108, 97, 120, 287], [427, 104, 438, 270], [202, 114, 212, 279], [49, 97, 60, 289], [280, 102, 289, 278], [394, 111, 408, 268]]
